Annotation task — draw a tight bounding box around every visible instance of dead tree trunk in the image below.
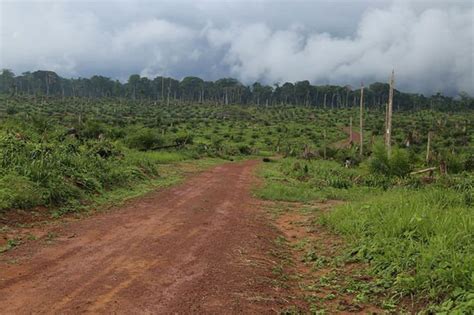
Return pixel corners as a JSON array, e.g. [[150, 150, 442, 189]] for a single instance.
[[349, 116, 353, 144], [323, 129, 327, 159], [161, 77, 165, 103], [167, 79, 171, 107], [426, 131, 432, 164], [385, 70, 394, 157], [359, 83, 364, 156]]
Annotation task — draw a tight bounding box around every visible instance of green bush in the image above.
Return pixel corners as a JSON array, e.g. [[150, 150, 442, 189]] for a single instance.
[[238, 144, 252, 155], [80, 120, 108, 139], [125, 128, 164, 151], [368, 143, 390, 175], [0, 174, 45, 209], [446, 152, 464, 174], [463, 155, 474, 171], [0, 119, 175, 211], [174, 131, 193, 146], [368, 143, 411, 178], [389, 147, 411, 177]]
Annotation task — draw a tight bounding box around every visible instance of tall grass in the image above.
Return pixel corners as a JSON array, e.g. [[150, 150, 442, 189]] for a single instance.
[[257, 158, 380, 202], [126, 150, 194, 164], [321, 188, 474, 312], [0, 121, 190, 211], [258, 158, 474, 312]]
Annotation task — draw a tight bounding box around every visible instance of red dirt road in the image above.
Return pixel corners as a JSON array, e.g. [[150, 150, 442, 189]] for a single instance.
[[332, 127, 361, 149], [0, 160, 287, 314]]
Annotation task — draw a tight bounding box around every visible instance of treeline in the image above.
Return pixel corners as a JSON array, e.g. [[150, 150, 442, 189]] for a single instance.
[[1, 69, 472, 111]]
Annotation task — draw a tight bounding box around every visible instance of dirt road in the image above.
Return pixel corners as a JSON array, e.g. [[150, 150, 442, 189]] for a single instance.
[[332, 127, 361, 149], [0, 160, 287, 314]]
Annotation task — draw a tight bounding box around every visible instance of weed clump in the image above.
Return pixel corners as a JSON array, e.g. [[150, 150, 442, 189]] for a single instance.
[[368, 143, 411, 178]]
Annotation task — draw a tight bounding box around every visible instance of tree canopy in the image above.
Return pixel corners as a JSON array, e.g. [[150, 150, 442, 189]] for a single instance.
[[1, 69, 472, 111]]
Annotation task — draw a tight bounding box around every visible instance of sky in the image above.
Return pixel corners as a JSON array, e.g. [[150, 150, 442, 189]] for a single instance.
[[0, 0, 473, 95]]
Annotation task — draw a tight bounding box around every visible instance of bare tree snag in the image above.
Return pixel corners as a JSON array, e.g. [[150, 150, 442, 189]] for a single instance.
[[167, 78, 171, 107], [359, 82, 364, 156], [349, 116, 353, 144], [161, 77, 165, 103], [386, 70, 394, 157], [410, 167, 437, 175], [323, 129, 327, 159], [426, 131, 432, 164]]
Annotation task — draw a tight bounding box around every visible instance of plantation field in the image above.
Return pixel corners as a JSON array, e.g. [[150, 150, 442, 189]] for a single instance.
[[0, 95, 473, 313], [2, 95, 473, 210]]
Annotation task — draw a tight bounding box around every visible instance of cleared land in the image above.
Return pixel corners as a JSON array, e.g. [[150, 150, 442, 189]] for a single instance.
[[0, 160, 386, 314], [0, 161, 279, 313]]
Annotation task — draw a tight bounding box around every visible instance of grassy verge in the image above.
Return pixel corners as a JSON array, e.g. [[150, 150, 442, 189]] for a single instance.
[[321, 188, 474, 314], [257, 158, 474, 313], [50, 157, 225, 217], [0, 157, 226, 254], [256, 158, 381, 202]]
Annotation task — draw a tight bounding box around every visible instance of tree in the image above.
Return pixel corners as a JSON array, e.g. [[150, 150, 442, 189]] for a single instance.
[[280, 82, 295, 105], [32, 70, 60, 96], [127, 74, 140, 100], [295, 80, 311, 106], [180, 76, 204, 102], [0, 69, 467, 111], [0, 69, 16, 95]]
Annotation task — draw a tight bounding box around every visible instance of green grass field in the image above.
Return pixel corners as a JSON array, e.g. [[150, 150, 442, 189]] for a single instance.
[[257, 157, 474, 313]]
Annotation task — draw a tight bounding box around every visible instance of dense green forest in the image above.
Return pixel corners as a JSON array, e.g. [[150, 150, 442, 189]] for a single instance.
[[1, 69, 473, 111]]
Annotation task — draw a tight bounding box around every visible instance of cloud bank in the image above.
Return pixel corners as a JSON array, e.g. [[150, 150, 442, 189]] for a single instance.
[[1, 0, 472, 95]]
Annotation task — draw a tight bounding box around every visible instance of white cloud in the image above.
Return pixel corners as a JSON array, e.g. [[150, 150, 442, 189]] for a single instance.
[[112, 19, 195, 50], [0, 0, 472, 94], [205, 2, 473, 94]]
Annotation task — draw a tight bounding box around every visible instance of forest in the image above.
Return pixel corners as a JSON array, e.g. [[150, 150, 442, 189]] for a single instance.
[[1, 69, 472, 111]]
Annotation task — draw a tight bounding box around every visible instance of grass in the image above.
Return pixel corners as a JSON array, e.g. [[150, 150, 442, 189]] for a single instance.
[[257, 157, 474, 313], [0, 238, 21, 253], [26, 157, 225, 219], [0, 114, 225, 214], [321, 187, 474, 313], [84, 157, 225, 210], [256, 158, 381, 202], [0, 157, 226, 254], [126, 150, 194, 164]]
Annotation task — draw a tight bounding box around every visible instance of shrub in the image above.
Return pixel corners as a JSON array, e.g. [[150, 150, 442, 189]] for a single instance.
[[85, 139, 122, 159], [238, 144, 252, 155], [80, 120, 108, 139], [446, 153, 464, 174], [389, 147, 411, 177], [463, 155, 474, 171], [368, 143, 411, 178], [125, 128, 164, 151], [0, 174, 45, 209], [368, 143, 390, 175], [6, 106, 17, 115], [174, 131, 193, 146]]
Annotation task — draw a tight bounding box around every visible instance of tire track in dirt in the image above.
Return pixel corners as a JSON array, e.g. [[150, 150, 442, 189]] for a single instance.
[[0, 160, 290, 314]]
